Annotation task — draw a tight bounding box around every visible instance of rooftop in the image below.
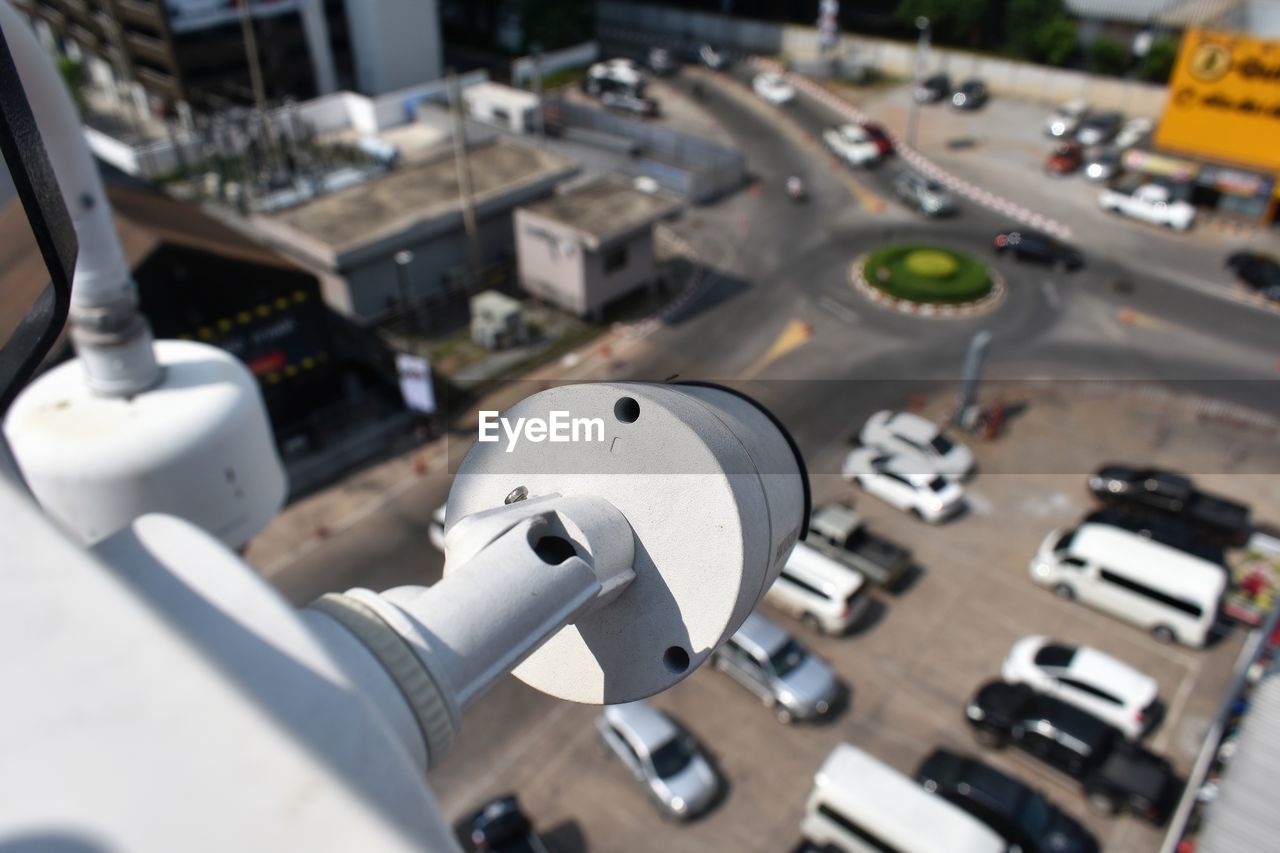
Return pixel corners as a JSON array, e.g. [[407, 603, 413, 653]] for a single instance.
[[266, 139, 577, 253], [518, 174, 682, 250], [1064, 0, 1244, 25]]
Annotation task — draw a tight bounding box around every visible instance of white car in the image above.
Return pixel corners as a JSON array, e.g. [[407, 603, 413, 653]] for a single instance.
[[1044, 99, 1089, 138], [841, 447, 965, 523], [1002, 636, 1161, 740], [822, 124, 882, 167], [1099, 183, 1196, 231], [858, 410, 973, 480], [1115, 116, 1154, 149], [596, 701, 721, 819], [752, 72, 795, 105]]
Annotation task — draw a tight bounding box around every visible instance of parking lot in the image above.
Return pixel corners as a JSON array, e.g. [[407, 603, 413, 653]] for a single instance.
[[429, 383, 1280, 852]]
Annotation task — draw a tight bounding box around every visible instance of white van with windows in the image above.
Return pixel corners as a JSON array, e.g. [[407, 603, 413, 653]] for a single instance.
[[765, 540, 870, 635], [1030, 522, 1226, 648], [801, 743, 1006, 853]]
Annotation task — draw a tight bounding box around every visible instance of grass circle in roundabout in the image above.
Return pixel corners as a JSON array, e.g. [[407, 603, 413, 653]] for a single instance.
[[862, 244, 992, 306]]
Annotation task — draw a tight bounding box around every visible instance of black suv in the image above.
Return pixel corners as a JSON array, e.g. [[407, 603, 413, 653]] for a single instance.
[[964, 681, 1182, 825], [916, 749, 1099, 853], [993, 229, 1083, 270]]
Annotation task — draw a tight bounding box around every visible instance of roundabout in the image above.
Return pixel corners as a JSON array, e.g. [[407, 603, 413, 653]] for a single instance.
[[851, 245, 1005, 317]]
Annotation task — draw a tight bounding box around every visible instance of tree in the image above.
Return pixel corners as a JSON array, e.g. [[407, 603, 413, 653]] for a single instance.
[[1137, 36, 1179, 83], [1088, 35, 1129, 76], [1032, 17, 1078, 66], [56, 55, 87, 112], [1003, 0, 1063, 58], [896, 0, 993, 46]]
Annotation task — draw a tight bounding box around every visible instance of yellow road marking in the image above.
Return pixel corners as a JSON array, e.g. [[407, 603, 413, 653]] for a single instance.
[[741, 319, 814, 379]]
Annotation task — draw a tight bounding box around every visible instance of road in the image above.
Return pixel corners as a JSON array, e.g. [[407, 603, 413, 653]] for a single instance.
[[263, 60, 1280, 852]]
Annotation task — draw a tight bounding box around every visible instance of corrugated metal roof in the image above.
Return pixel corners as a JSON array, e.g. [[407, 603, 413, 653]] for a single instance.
[[1197, 669, 1280, 853], [1066, 0, 1244, 25]]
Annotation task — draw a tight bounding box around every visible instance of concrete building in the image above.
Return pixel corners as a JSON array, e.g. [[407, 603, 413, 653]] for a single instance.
[[15, 0, 441, 111], [514, 174, 682, 320], [253, 138, 579, 322]]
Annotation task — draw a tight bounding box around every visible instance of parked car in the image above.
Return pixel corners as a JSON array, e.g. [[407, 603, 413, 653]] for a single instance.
[[1087, 464, 1250, 544], [1115, 116, 1154, 149], [842, 447, 966, 523], [822, 123, 883, 167], [1083, 146, 1123, 182], [1002, 635, 1161, 740], [803, 743, 1007, 853], [964, 681, 1182, 825], [697, 43, 727, 70], [1076, 111, 1123, 146], [1099, 183, 1197, 231], [861, 122, 894, 156], [893, 170, 958, 217], [1045, 141, 1084, 175], [914, 72, 951, 103], [765, 539, 870, 635], [646, 46, 680, 76], [1226, 251, 1280, 301], [993, 229, 1084, 270], [600, 90, 659, 117], [582, 58, 646, 97], [1044, 99, 1089, 138], [459, 795, 549, 853], [1029, 522, 1227, 647], [858, 409, 974, 480], [916, 749, 1100, 853], [804, 502, 913, 589], [710, 612, 840, 723], [753, 71, 795, 105], [951, 79, 988, 110], [596, 701, 720, 819]]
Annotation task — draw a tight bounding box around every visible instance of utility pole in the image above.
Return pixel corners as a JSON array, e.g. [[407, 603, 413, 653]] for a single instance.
[[448, 69, 483, 284], [237, 0, 269, 119], [906, 16, 930, 149], [530, 43, 546, 147]]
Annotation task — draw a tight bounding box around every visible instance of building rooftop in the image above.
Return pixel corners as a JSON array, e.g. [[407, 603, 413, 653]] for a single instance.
[[518, 174, 683, 250], [266, 139, 577, 254], [1065, 0, 1243, 25]]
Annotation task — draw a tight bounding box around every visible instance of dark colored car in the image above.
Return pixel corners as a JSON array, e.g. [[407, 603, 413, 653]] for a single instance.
[[914, 72, 950, 103], [1226, 251, 1280, 301], [1087, 464, 1251, 545], [965, 681, 1182, 825], [459, 795, 548, 853], [1045, 142, 1084, 175], [952, 79, 988, 110], [600, 91, 660, 118], [993, 229, 1083, 270], [1084, 507, 1225, 565], [862, 122, 894, 156], [916, 749, 1100, 853], [1076, 112, 1123, 146]]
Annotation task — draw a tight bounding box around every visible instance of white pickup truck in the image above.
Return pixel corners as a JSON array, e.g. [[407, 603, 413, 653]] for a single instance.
[[822, 124, 882, 167], [1098, 183, 1196, 231]]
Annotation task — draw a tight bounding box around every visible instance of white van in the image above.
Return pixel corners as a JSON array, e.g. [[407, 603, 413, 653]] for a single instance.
[[765, 540, 869, 635], [1030, 522, 1226, 647], [801, 743, 1006, 853]]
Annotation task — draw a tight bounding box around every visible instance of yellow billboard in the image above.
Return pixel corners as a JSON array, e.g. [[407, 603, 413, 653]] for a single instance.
[[1155, 29, 1280, 173]]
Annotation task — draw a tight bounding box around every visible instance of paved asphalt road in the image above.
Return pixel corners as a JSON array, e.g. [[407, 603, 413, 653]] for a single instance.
[[267, 61, 1280, 847]]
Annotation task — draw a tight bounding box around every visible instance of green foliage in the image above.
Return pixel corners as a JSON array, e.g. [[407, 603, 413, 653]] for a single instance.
[[522, 0, 595, 52], [1137, 36, 1179, 83], [1032, 17, 1078, 66], [1003, 0, 1063, 58], [1088, 36, 1129, 76], [896, 0, 992, 46], [56, 56, 87, 111], [862, 245, 992, 305]]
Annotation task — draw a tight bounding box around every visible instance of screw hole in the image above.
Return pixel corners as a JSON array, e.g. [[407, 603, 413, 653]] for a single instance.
[[662, 645, 690, 674], [533, 535, 576, 565], [614, 396, 640, 423]]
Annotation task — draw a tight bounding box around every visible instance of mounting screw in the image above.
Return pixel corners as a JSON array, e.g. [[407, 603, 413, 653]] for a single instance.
[[505, 486, 529, 505]]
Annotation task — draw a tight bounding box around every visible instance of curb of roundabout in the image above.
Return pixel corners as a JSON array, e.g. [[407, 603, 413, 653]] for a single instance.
[[849, 250, 1006, 318]]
